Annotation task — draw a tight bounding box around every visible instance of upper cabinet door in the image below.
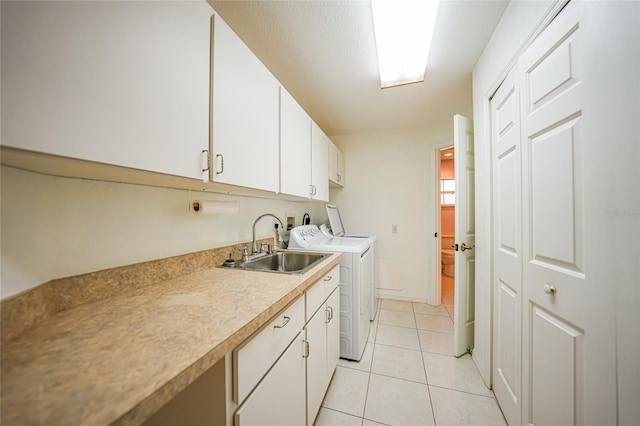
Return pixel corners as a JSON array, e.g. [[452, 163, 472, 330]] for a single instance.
[[211, 14, 280, 193], [1, 1, 212, 180], [280, 88, 312, 198], [329, 141, 345, 187], [311, 122, 329, 201], [336, 148, 345, 186]]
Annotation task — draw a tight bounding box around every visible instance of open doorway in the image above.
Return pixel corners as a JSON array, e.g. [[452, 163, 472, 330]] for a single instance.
[[432, 114, 475, 357], [439, 146, 456, 320]]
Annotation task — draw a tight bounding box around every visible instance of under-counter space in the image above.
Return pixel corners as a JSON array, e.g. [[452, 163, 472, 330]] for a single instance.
[[0, 253, 341, 425]]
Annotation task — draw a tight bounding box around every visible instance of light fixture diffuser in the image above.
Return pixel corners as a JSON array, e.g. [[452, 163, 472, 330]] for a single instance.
[[371, 0, 440, 89]]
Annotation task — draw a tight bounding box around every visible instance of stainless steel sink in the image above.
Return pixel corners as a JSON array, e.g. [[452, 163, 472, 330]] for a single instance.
[[229, 251, 330, 275]]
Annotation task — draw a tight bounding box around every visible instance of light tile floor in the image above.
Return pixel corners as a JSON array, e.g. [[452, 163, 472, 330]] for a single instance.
[[442, 275, 454, 320], [316, 299, 506, 426]]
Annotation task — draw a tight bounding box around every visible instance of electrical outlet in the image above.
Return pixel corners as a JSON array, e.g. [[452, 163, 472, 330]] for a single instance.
[[285, 213, 297, 231], [392, 224, 399, 234]]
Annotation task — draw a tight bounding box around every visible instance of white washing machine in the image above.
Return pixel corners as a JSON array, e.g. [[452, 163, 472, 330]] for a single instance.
[[324, 205, 379, 321], [288, 225, 371, 361]]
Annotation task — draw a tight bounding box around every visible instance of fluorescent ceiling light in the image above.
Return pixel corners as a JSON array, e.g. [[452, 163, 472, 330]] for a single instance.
[[371, 0, 440, 89]]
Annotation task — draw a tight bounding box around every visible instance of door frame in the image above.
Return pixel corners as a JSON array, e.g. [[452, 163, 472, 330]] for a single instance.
[[430, 139, 454, 307]]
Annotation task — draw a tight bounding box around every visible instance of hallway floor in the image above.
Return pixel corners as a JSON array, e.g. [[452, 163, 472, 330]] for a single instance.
[[315, 299, 506, 426]]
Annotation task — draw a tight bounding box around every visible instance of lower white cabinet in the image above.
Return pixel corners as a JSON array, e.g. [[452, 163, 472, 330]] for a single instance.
[[305, 288, 340, 425], [326, 289, 340, 382], [232, 265, 340, 426], [234, 332, 306, 426], [305, 265, 340, 425], [233, 297, 305, 404]]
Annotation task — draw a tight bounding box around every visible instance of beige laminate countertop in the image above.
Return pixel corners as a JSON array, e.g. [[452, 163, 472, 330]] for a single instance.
[[0, 253, 341, 425]]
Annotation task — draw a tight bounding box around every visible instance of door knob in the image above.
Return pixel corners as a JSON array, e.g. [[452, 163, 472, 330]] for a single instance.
[[460, 243, 474, 252]]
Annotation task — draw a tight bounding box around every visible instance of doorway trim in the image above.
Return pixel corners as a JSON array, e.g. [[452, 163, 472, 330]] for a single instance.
[[430, 139, 453, 307]]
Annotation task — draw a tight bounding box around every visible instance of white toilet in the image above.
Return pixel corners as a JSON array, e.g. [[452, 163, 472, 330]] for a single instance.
[[441, 235, 455, 278]]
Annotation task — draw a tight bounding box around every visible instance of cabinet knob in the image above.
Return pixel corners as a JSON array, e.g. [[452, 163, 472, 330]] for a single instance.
[[544, 284, 557, 295]]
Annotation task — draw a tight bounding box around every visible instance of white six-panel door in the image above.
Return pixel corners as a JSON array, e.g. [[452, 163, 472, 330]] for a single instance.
[[519, 2, 617, 424], [490, 65, 522, 426], [453, 114, 476, 357], [491, 1, 622, 424]]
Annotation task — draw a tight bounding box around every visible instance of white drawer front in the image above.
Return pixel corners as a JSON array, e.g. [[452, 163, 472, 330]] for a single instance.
[[233, 296, 304, 404], [305, 279, 325, 321], [324, 265, 340, 295], [305, 265, 340, 322]]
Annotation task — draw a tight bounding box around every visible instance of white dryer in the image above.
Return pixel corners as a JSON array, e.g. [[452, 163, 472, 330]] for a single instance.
[[288, 225, 371, 361], [324, 205, 379, 321]]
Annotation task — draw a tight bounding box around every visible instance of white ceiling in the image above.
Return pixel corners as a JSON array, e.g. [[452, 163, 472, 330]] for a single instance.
[[209, 0, 509, 137]]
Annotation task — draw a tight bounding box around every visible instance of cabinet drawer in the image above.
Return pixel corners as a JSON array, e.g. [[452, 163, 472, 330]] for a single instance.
[[305, 265, 340, 321], [234, 332, 306, 426], [233, 296, 304, 404]]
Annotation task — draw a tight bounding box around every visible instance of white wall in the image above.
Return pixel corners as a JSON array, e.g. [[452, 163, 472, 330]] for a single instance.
[[0, 166, 325, 300], [329, 114, 467, 303]]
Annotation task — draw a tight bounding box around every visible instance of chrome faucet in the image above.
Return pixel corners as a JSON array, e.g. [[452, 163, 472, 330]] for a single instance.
[[252, 213, 285, 256]]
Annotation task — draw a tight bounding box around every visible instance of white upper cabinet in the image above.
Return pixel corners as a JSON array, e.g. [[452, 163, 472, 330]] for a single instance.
[[280, 88, 330, 201], [311, 122, 330, 201], [280, 88, 312, 198], [329, 141, 345, 187], [1, 1, 212, 180], [211, 14, 280, 193]]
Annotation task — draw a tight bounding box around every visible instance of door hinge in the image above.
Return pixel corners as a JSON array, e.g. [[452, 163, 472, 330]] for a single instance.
[[467, 346, 473, 355]]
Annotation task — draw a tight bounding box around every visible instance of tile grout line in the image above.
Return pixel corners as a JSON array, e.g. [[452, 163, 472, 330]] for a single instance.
[[328, 300, 506, 426], [359, 302, 380, 426], [427, 384, 498, 399], [414, 302, 438, 426]]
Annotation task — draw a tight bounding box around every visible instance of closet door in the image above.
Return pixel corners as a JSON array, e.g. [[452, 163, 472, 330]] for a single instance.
[[519, 1, 619, 424], [490, 65, 522, 426]]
